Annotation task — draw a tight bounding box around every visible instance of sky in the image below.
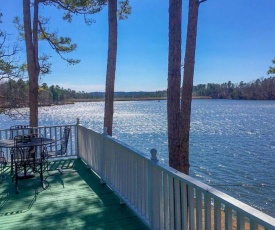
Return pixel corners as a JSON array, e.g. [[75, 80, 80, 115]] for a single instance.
[[0, 0, 275, 92]]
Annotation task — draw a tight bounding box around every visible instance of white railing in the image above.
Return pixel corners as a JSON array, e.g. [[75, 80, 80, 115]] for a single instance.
[[2, 122, 275, 229], [0, 124, 78, 162], [77, 124, 275, 230]]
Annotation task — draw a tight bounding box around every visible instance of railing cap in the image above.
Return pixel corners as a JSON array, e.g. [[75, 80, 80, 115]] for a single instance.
[[150, 148, 158, 162]]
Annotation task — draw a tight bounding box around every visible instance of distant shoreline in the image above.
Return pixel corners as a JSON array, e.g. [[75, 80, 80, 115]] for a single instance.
[[0, 96, 212, 110], [66, 96, 212, 103]]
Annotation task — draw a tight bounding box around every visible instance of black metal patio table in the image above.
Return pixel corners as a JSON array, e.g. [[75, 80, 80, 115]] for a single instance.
[[0, 137, 55, 179], [0, 137, 55, 148]]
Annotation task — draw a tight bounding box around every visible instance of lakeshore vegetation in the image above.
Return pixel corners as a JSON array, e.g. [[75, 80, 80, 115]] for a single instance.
[[1, 76, 275, 109]]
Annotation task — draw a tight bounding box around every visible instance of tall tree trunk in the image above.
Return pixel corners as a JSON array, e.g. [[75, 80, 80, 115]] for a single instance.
[[180, 0, 200, 174], [104, 0, 118, 136], [168, 0, 182, 171], [23, 0, 40, 127]]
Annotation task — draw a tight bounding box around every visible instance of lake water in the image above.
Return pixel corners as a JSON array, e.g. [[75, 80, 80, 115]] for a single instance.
[[1, 99, 275, 217]]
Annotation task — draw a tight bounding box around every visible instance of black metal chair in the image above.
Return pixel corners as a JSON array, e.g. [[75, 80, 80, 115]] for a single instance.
[[13, 134, 45, 194], [10, 125, 39, 176], [0, 151, 7, 183], [43, 126, 71, 174]]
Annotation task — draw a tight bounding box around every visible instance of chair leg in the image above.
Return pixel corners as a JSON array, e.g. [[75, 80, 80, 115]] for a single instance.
[[0, 164, 3, 183], [15, 165, 19, 194], [40, 162, 46, 189], [57, 168, 63, 174], [46, 157, 49, 171], [40, 162, 43, 181]]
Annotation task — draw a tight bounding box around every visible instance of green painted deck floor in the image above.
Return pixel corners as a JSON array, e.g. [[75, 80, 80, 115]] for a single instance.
[[0, 159, 149, 230]]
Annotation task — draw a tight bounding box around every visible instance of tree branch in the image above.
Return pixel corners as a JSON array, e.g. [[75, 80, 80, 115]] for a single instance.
[[42, 0, 107, 24], [199, 0, 207, 4], [118, 0, 131, 20], [38, 20, 79, 64]]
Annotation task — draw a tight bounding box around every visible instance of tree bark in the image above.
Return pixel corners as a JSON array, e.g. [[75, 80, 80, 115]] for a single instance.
[[180, 0, 200, 174], [167, 0, 182, 171], [168, 0, 201, 174], [23, 0, 40, 127], [104, 0, 118, 136]]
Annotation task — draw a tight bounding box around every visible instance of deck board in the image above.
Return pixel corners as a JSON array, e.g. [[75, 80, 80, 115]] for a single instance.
[[0, 159, 149, 230]]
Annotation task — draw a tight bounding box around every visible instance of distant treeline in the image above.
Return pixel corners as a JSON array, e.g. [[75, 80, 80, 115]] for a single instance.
[[0, 79, 167, 108], [1, 77, 275, 108], [193, 77, 275, 100], [89, 91, 167, 99]]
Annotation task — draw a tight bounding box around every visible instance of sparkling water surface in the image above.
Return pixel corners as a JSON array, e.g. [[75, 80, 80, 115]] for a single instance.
[[1, 99, 274, 217]]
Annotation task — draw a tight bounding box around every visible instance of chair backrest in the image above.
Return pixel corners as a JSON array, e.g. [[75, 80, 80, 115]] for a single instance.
[[13, 135, 27, 165], [13, 134, 44, 164], [60, 126, 71, 155], [10, 125, 30, 139], [28, 134, 44, 161]]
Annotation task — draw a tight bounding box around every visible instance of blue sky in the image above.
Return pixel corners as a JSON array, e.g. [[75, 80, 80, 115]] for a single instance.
[[1, 0, 275, 92]]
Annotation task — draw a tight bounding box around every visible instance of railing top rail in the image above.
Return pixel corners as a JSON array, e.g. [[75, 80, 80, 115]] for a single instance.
[[37, 124, 76, 128], [0, 124, 76, 131]]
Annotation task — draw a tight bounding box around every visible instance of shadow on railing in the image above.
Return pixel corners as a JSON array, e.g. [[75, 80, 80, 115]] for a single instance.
[[77, 124, 275, 230]]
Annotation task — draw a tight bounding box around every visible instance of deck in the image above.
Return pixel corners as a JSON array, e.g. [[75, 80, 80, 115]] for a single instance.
[[1, 124, 275, 229], [0, 159, 149, 230]]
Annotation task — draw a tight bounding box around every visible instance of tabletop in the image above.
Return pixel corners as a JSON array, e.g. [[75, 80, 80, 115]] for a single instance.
[[0, 138, 55, 148]]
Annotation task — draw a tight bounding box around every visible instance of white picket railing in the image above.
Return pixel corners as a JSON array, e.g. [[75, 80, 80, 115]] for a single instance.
[[77, 124, 275, 230]]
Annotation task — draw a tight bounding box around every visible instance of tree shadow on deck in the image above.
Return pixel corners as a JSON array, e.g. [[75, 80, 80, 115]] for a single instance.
[[0, 159, 148, 230], [0, 160, 74, 216]]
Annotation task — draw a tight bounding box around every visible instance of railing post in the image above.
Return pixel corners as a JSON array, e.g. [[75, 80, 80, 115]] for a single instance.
[[149, 148, 159, 229], [76, 118, 80, 158], [100, 127, 108, 184], [103, 127, 107, 135], [150, 148, 159, 162]]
